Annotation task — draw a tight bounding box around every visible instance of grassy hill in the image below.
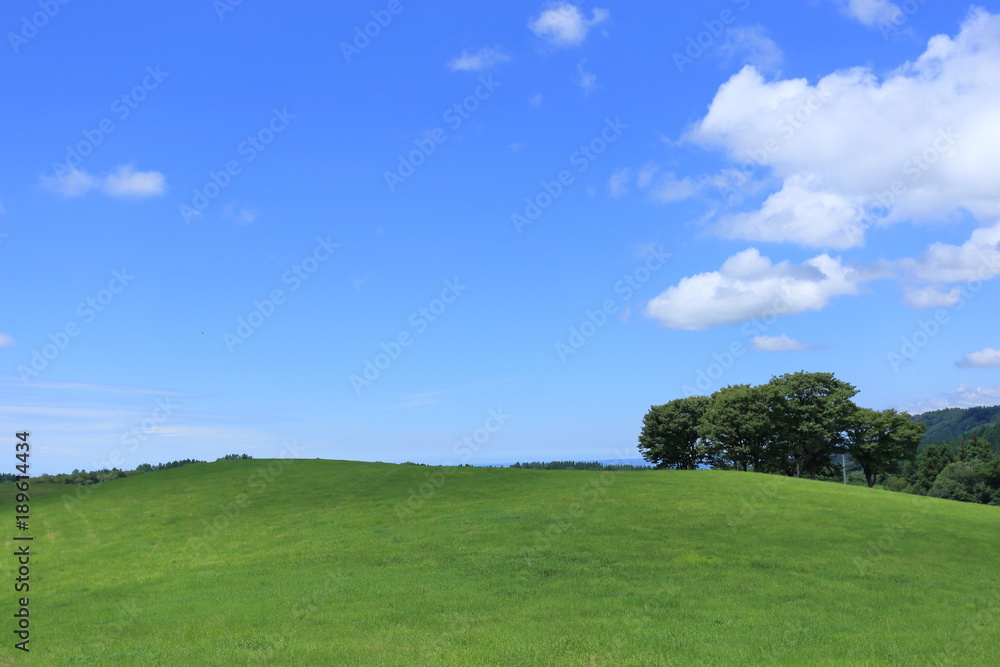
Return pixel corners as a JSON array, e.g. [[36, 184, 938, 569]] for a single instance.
[[3, 460, 999, 665]]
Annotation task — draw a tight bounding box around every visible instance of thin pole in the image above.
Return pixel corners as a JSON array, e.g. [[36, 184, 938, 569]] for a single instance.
[[842, 454, 847, 484]]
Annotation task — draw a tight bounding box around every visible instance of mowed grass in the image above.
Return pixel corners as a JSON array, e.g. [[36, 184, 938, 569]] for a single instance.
[[2, 460, 999, 665]]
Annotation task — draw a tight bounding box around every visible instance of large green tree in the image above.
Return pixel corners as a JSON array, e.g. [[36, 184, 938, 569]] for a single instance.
[[911, 442, 956, 493], [698, 384, 782, 472], [844, 408, 925, 487], [769, 371, 858, 479], [958, 436, 994, 466], [637, 396, 710, 469]]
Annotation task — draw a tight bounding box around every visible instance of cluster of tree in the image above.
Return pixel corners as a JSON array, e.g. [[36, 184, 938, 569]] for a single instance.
[[508, 461, 652, 471], [638, 371, 926, 488], [216, 453, 253, 461], [27, 459, 206, 485], [133, 459, 206, 473], [883, 437, 1000, 505]]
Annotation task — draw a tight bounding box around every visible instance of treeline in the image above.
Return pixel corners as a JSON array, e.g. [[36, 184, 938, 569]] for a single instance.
[[509, 461, 652, 471], [13, 454, 252, 485], [639, 371, 925, 488], [883, 437, 1000, 505], [31, 459, 207, 485]]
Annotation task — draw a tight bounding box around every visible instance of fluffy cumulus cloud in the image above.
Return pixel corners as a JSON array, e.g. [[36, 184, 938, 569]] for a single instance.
[[715, 173, 865, 249], [897, 220, 1000, 284], [41, 164, 166, 198], [688, 8, 1000, 248], [957, 348, 1000, 368], [529, 2, 608, 47], [645, 248, 864, 330], [446, 47, 510, 71], [750, 334, 810, 351]]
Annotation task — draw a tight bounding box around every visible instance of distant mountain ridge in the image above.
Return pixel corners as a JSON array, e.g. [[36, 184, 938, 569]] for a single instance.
[[911, 404, 1000, 449]]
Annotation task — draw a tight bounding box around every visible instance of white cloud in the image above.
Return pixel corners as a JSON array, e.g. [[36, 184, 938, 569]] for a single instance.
[[529, 2, 608, 47], [715, 174, 866, 249], [41, 167, 97, 196], [102, 164, 166, 197], [628, 164, 704, 203], [447, 47, 510, 71], [649, 172, 699, 203], [0, 333, 15, 347], [576, 60, 598, 93], [636, 164, 658, 189], [529, 93, 543, 107], [835, 0, 903, 27], [957, 348, 1000, 368], [718, 26, 784, 74], [609, 168, 630, 198], [645, 247, 864, 330], [750, 334, 811, 351], [41, 164, 165, 198], [903, 384, 1000, 412], [901, 285, 960, 309], [687, 9, 1000, 248], [896, 220, 1000, 284], [221, 203, 257, 224]]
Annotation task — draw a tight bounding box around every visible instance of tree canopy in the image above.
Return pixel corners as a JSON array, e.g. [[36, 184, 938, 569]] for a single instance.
[[638, 371, 923, 487]]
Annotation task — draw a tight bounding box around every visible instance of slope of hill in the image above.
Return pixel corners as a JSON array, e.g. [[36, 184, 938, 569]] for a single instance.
[[913, 405, 1000, 444], [3, 460, 999, 665]]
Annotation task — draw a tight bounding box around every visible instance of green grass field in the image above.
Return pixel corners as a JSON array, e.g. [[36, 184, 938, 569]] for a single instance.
[[3, 460, 999, 665]]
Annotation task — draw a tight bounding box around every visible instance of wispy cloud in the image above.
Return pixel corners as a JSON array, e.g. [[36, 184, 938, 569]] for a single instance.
[[609, 168, 630, 197], [221, 203, 257, 224], [447, 47, 510, 71], [383, 391, 446, 410], [750, 334, 812, 351], [41, 164, 166, 198], [718, 26, 783, 74], [0, 378, 193, 396], [903, 384, 1000, 413], [0, 333, 14, 347], [833, 0, 903, 27], [576, 60, 599, 93]]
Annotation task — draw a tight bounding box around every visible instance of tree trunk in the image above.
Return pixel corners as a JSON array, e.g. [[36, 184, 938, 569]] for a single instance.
[[863, 464, 875, 488]]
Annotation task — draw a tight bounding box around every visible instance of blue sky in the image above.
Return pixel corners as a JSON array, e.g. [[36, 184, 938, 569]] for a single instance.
[[3, 0, 1000, 474]]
